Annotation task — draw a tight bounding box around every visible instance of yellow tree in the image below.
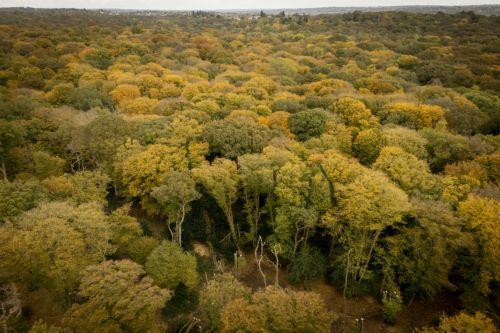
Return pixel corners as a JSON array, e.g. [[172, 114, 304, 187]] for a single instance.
[[64, 260, 171, 333], [458, 196, 499, 304], [221, 286, 332, 333], [352, 128, 383, 165], [419, 312, 495, 333], [373, 146, 442, 198], [315, 151, 409, 289], [331, 97, 379, 131], [122, 144, 188, 213], [0, 201, 112, 298], [380, 102, 445, 129], [157, 115, 207, 169], [326, 170, 409, 283], [110, 84, 141, 105], [122, 97, 159, 114]]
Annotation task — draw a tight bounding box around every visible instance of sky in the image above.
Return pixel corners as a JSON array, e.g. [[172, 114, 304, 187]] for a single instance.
[[0, 0, 498, 10]]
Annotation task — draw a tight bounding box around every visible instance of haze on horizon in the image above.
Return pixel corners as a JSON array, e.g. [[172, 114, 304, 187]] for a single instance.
[[1, 0, 498, 10]]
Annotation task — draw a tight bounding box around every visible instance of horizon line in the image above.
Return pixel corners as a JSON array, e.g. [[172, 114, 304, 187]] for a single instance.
[[1, 4, 499, 11]]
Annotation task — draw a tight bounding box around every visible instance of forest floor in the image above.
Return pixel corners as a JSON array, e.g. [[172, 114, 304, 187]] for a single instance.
[[237, 252, 461, 333]]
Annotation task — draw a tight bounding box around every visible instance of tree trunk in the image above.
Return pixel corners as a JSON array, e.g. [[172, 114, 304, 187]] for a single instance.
[[255, 236, 267, 287], [272, 245, 281, 286], [244, 190, 260, 246], [0, 161, 7, 181], [354, 229, 368, 282], [167, 222, 175, 242], [177, 205, 186, 246], [251, 192, 261, 245], [112, 181, 119, 196], [344, 249, 352, 303], [226, 208, 239, 251], [303, 227, 311, 249], [359, 230, 381, 281]]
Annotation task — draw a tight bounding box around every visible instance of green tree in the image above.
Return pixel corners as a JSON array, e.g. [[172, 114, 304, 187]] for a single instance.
[[122, 236, 159, 265], [419, 128, 472, 172], [238, 147, 300, 244], [204, 118, 272, 158], [237, 153, 274, 244], [106, 204, 143, 256], [83, 48, 113, 69], [0, 120, 26, 180], [69, 112, 131, 173], [288, 109, 329, 141], [272, 160, 326, 258], [72, 81, 114, 111], [145, 241, 198, 290], [151, 171, 200, 245], [352, 128, 383, 165], [377, 200, 462, 299], [31, 151, 65, 179], [192, 158, 240, 248], [18, 66, 44, 89], [289, 246, 327, 286], [46, 83, 76, 106], [382, 126, 428, 160], [0, 179, 47, 222], [462, 89, 500, 134]]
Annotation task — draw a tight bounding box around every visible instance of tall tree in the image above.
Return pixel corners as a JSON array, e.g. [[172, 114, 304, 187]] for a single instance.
[[321, 164, 409, 288], [193, 158, 240, 248], [151, 171, 200, 245], [457, 195, 499, 309]]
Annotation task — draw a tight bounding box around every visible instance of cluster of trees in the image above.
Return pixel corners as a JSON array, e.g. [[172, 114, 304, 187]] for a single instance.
[[0, 8, 498, 332]]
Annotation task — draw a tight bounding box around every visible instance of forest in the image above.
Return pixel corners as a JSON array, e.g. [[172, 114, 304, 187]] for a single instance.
[[0, 8, 499, 333]]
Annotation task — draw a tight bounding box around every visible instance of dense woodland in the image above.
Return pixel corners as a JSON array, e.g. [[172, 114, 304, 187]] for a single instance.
[[0, 8, 499, 332]]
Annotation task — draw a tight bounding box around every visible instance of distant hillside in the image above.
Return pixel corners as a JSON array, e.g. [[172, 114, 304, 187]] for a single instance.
[[1, 5, 499, 16], [216, 5, 500, 16]]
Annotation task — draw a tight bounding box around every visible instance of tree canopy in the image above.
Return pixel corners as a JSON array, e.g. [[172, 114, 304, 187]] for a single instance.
[[0, 7, 498, 333]]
